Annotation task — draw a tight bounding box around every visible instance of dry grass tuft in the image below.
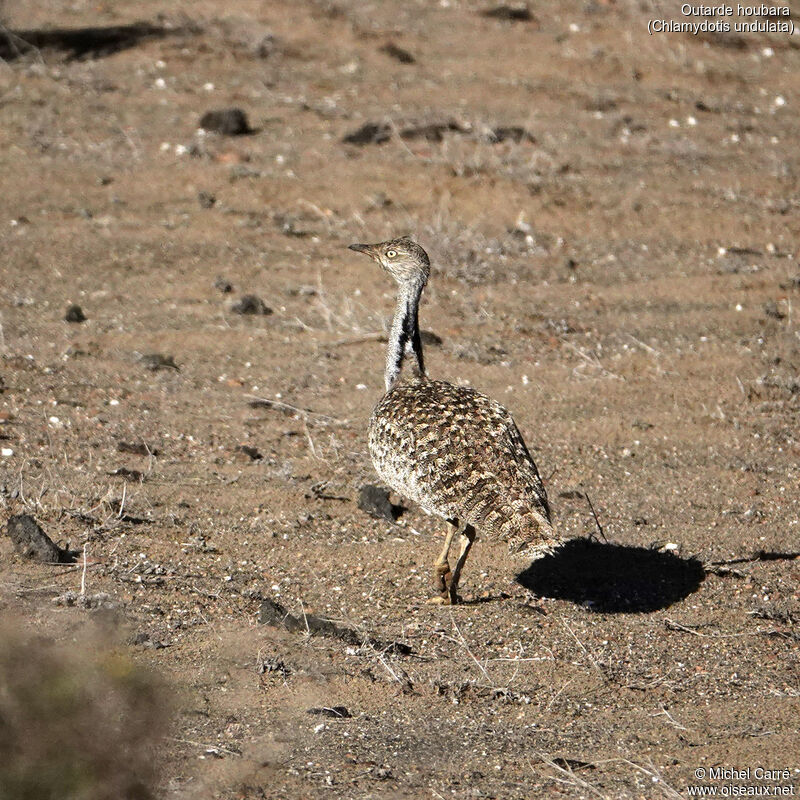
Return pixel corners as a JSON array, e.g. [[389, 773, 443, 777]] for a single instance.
[[420, 210, 549, 285], [0, 620, 170, 800]]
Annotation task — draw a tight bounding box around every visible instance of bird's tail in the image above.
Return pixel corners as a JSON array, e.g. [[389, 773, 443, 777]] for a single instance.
[[506, 506, 563, 559]]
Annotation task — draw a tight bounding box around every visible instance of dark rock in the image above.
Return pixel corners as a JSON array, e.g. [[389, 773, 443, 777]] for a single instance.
[[343, 118, 532, 148], [108, 467, 145, 482], [131, 631, 170, 649], [5, 514, 74, 563], [117, 441, 159, 456], [695, 99, 719, 113], [258, 598, 413, 655], [481, 4, 535, 22], [358, 484, 401, 521], [487, 126, 535, 144], [52, 591, 115, 608], [236, 444, 263, 461], [344, 119, 464, 148], [65, 304, 86, 323], [380, 42, 415, 63], [367, 192, 392, 209], [342, 122, 391, 146], [306, 706, 351, 718], [764, 301, 786, 320], [231, 294, 272, 315], [727, 246, 762, 256], [401, 120, 467, 142], [140, 353, 179, 371], [214, 276, 233, 293], [198, 190, 216, 209], [258, 599, 344, 640], [258, 598, 296, 629], [257, 657, 291, 677], [309, 481, 348, 501], [254, 33, 279, 58], [0, 21, 173, 62], [420, 330, 443, 346], [199, 108, 253, 136]]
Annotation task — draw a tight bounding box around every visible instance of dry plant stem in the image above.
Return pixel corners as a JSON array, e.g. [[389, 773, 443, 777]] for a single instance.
[[584, 492, 608, 542], [329, 332, 386, 347], [244, 394, 345, 425], [562, 620, 606, 680], [80, 543, 88, 595], [118, 483, 127, 519], [535, 754, 606, 798], [650, 705, 689, 731], [664, 618, 704, 636], [615, 759, 683, 799], [449, 612, 491, 684]]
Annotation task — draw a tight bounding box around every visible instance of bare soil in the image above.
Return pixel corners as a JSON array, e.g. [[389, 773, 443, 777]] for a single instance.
[[1, 1, 799, 798]]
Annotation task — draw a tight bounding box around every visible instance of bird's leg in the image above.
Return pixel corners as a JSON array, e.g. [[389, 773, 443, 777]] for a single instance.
[[448, 524, 476, 605], [431, 520, 457, 598]]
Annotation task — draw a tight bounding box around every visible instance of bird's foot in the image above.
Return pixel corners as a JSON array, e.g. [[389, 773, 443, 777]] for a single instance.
[[425, 590, 462, 606], [426, 595, 451, 605]]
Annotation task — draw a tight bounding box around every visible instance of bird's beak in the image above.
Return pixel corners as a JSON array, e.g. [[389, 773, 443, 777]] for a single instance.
[[348, 243, 380, 261]]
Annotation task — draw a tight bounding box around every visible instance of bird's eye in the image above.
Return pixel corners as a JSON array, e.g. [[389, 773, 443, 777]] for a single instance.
[[386, 249, 397, 258]]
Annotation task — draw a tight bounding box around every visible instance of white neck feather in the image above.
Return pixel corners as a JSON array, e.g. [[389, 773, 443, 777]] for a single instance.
[[385, 278, 426, 391]]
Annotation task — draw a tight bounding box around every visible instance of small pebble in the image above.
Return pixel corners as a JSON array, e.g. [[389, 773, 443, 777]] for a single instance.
[[231, 295, 272, 315], [213, 276, 233, 293], [199, 108, 252, 136], [380, 42, 416, 64], [481, 4, 535, 22], [65, 304, 86, 323], [236, 444, 263, 461], [140, 353, 179, 371], [764, 301, 786, 320], [198, 191, 216, 209]]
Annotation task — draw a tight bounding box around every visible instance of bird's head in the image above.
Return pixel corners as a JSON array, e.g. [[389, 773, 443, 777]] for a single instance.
[[348, 237, 430, 287]]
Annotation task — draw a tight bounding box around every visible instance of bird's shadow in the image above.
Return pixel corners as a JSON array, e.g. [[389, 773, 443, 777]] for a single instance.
[[516, 538, 705, 613]]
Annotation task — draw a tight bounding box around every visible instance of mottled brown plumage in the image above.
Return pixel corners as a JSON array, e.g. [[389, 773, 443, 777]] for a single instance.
[[349, 237, 560, 603]]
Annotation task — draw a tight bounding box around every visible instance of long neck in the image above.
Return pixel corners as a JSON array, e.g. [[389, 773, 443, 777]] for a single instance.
[[385, 279, 426, 391]]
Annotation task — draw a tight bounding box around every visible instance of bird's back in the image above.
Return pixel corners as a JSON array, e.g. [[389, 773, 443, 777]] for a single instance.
[[369, 378, 559, 555]]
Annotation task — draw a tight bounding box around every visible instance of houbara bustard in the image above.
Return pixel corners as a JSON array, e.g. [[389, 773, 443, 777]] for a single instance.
[[349, 237, 561, 604]]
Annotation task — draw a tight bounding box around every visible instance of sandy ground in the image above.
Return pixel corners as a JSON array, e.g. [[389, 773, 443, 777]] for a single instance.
[[1, 1, 799, 797]]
